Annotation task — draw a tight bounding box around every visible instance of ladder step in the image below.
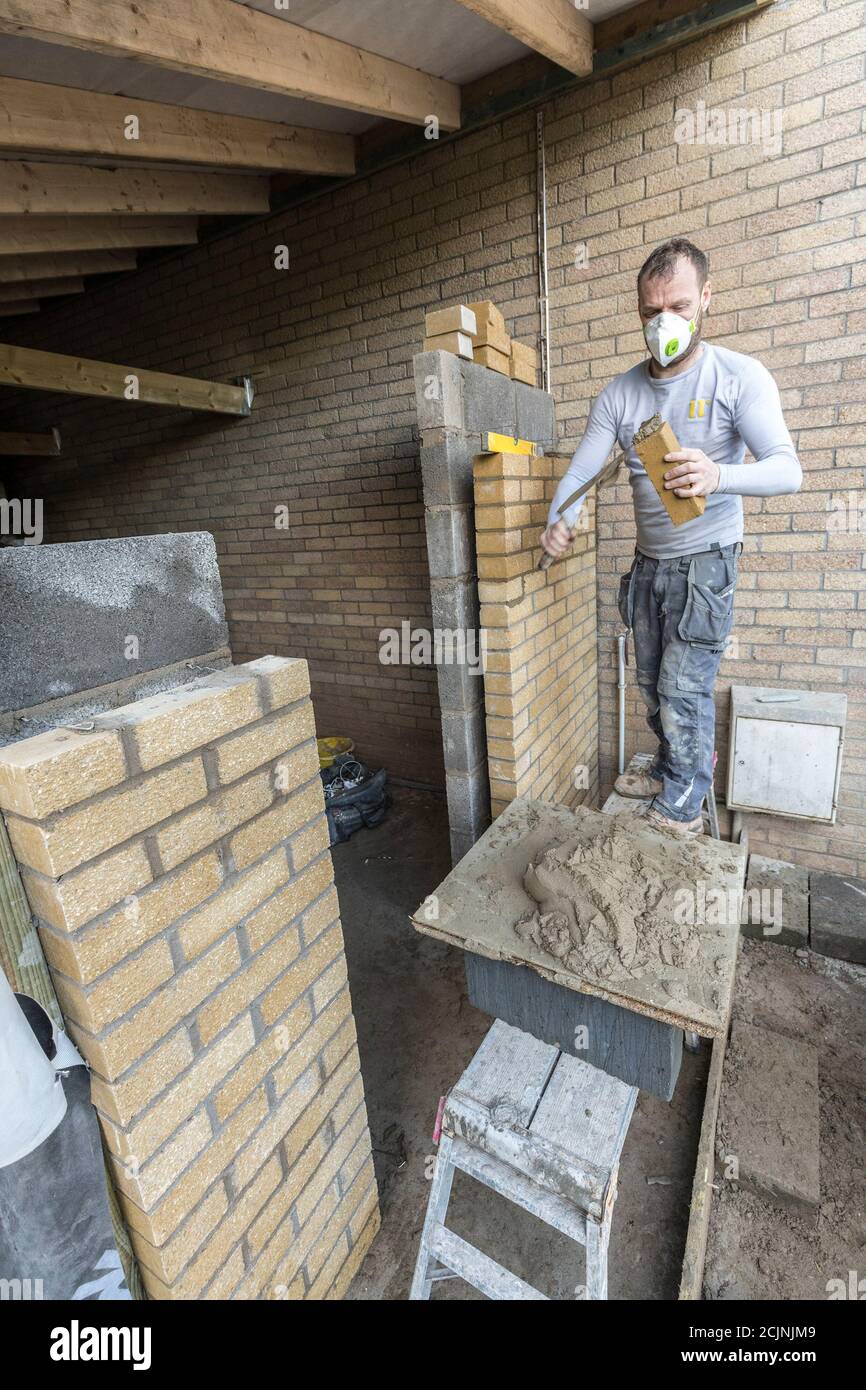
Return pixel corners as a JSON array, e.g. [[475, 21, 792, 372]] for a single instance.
[[429, 1223, 548, 1301], [451, 1136, 588, 1246]]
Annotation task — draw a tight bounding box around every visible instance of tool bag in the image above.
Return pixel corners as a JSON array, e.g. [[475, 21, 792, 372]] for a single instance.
[[321, 756, 389, 845]]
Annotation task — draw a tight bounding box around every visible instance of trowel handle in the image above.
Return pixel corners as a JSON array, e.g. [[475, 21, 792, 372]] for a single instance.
[[538, 549, 556, 571]]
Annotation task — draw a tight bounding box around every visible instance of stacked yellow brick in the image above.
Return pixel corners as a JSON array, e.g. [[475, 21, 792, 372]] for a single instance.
[[0, 657, 378, 1300], [475, 452, 599, 818]]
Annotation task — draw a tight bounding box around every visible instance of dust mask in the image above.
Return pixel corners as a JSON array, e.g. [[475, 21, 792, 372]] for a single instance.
[[643, 301, 704, 366]]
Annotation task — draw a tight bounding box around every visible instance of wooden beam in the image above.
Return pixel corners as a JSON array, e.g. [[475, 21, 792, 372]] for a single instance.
[[0, 0, 462, 130], [594, 0, 774, 70], [0, 160, 270, 216], [0, 77, 356, 175], [0, 250, 138, 284], [0, 342, 252, 416], [0, 427, 60, 455], [0, 276, 84, 302], [0, 217, 198, 256], [0, 300, 38, 315], [452, 0, 593, 75]]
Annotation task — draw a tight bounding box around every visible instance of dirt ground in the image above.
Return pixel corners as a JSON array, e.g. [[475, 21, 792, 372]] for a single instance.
[[704, 939, 866, 1300], [333, 786, 710, 1301]]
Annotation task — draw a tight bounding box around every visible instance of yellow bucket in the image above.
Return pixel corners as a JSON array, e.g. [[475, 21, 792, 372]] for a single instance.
[[317, 736, 354, 770]]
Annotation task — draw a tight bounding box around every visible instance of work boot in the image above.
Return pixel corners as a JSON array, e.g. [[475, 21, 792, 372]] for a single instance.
[[614, 768, 662, 799], [646, 806, 703, 835]]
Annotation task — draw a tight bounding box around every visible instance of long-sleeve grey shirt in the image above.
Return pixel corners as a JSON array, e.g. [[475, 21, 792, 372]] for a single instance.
[[548, 343, 802, 558]]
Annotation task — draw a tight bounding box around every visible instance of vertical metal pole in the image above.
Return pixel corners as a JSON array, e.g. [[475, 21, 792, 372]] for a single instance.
[[536, 109, 551, 393]]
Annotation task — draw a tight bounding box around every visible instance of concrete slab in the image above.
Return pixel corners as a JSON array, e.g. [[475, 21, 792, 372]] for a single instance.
[[742, 854, 809, 949], [810, 872, 866, 965], [716, 1020, 820, 1216], [0, 533, 228, 714]]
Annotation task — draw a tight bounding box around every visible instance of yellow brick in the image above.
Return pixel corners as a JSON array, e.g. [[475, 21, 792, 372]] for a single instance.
[[52, 938, 175, 1034], [130, 1184, 229, 1287], [289, 815, 330, 873], [301, 885, 340, 946], [169, 1157, 281, 1299], [178, 848, 290, 960], [6, 757, 207, 877], [312, 955, 347, 1014], [91, 935, 241, 1081], [307, 1234, 350, 1300], [206, 1245, 246, 1300], [0, 728, 127, 819], [122, 1086, 269, 1244], [90, 1029, 195, 1128], [271, 985, 351, 1098], [294, 1109, 367, 1229], [39, 852, 223, 983], [155, 770, 274, 871], [245, 1180, 339, 1300], [21, 840, 153, 932], [246, 854, 332, 955], [246, 655, 311, 710], [112, 1016, 255, 1165], [214, 997, 312, 1123], [230, 1064, 320, 1195], [229, 764, 320, 871], [112, 1107, 213, 1210], [119, 673, 261, 772], [261, 924, 342, 1030], [196, 925, 302, 1045], [474, 451, 530, 480], [215, 704, 317, 784]]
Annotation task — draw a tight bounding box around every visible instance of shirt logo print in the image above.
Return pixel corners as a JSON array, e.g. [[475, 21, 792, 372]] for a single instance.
[[688, 398, 711, 419]]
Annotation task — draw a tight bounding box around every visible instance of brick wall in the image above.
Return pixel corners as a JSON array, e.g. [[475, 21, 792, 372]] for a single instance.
[[475, 450, 598, 816], [0, 657, 379, 1299], [3, 0, 863, 871]]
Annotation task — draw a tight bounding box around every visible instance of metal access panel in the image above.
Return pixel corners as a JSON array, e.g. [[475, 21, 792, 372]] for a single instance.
[[727, 686, 847, 823]]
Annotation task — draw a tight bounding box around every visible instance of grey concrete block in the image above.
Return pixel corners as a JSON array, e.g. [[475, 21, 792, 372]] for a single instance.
[[810, 872, 866, 965], [717, 1021, 820, 1215], [462, 361, 517, 437], [435, 660, 485, 715], [513, 381, 557, 448], [418, 429, 480, 507], [742, 854, 809, 949], [445, 765, 490, 837], [413, 351, 464, 431], [441, 704, 487, 775], [466, 953, 682, 1101], [450, 827, 479, 866], [430, 576, 480, 633], [0, 533, 228, 714], [424, 505, 474, 580]]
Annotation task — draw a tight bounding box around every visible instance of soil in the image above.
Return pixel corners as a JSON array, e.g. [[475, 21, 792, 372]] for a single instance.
[[703, 939, 866, 1300]]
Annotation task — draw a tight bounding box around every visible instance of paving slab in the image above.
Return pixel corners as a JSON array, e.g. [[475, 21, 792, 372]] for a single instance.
[[810, 872, 866, 965], [715, 1020, 820, 1216], [742, 854, 809, 949]]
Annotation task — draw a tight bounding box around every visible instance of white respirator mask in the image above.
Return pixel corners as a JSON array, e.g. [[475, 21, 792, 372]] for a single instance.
[[643, 300, 705, 366]]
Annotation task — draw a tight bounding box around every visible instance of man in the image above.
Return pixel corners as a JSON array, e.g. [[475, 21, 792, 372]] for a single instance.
[[541, 238, 801, 833]]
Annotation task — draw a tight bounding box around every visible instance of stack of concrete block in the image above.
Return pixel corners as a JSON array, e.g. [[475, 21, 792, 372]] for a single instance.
[[413, 347, 557, 863], [741, 854, 809, 949], [0, 656, 378, 1300]]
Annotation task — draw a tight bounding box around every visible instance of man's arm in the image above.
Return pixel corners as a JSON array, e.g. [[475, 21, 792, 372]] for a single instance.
[[545, 389, 620, 531], [662, 359, 802, 499]]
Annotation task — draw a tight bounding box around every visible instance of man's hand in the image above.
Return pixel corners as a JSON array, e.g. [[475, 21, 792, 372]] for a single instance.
[[539, 519, 575, 558], [663, 449, 720, 497]]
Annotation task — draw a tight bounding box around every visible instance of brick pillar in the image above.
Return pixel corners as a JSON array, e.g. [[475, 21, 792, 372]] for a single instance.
[[474, 451, 599, 816], [0, 657, 379, 1299]]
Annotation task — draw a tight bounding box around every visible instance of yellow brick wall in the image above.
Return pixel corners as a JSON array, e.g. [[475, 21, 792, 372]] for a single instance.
[[475, 450, 599, 817], [0, 657, 378, 1300]]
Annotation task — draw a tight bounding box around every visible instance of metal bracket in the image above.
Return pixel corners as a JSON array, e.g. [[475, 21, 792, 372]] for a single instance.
[[236, 376, 255, 416]]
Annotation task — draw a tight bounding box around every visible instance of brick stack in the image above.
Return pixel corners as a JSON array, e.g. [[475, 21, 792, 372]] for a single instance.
[[474, 451, 599, 816], [424, 299, 539, 386], [0, 656, 378, 1300]]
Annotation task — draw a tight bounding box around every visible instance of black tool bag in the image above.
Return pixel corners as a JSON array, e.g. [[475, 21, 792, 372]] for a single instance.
[[321, 756, 389, 845]]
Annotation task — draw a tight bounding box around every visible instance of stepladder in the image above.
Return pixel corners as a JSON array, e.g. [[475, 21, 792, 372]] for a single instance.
[[410, 1019, 637, 1301]]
